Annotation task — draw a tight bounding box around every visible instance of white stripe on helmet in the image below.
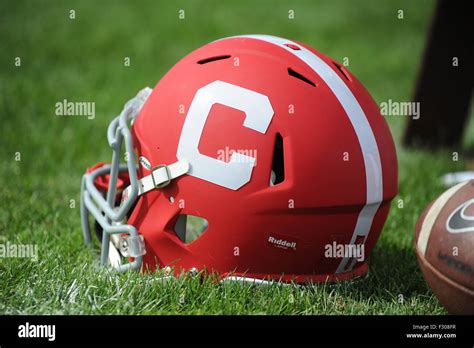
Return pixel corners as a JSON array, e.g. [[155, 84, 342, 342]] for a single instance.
[[228, 35, 383, 273]]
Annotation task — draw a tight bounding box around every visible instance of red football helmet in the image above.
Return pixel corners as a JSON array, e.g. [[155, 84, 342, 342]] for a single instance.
[[81, 35, 398, 282]]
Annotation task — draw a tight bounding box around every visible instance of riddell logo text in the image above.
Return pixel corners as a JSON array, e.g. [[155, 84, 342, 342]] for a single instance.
[[267, 236, 297, 251]]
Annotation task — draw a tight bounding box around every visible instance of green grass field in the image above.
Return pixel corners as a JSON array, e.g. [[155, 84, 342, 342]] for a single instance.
[[1, 0, 473, 315]]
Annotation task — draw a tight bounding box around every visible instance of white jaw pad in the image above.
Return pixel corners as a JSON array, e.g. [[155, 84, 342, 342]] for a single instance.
[[108, 238, 122, 268]]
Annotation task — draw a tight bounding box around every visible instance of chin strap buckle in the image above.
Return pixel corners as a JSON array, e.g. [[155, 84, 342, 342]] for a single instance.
[[121, 159, 189, 203], [151, 164, 172, 189]]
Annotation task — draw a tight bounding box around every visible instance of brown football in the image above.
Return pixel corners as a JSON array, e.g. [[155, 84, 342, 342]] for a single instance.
[[414, 180, 474, 314]]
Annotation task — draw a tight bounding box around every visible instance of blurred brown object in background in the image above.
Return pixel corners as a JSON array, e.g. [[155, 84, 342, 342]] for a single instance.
[[403, 0, 473, 150]]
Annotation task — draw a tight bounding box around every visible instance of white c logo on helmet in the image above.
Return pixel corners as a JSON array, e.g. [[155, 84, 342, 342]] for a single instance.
[[177, 80, 274, 190]]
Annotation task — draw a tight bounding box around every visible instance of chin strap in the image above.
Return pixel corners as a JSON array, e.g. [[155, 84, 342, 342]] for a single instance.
[[121, 159, 190, 203], [110, 159, 189, 266]]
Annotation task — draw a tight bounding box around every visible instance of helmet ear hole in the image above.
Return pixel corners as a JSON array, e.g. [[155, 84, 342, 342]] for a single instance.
[[174, 214, 209, 244], [270, 133, 285, 186]]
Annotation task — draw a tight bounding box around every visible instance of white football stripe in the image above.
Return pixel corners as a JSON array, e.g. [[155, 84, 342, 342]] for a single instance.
[[417, 181, 468, 256], [229, 35, 383, 273]]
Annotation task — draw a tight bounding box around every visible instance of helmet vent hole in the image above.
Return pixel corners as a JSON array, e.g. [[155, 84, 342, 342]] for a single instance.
[[284, 43, 301, 50], [174, 214, 209, 244], [333, 62, 352, 81], [288, 68, 316, 87], [197, 55, 231, 65], [270, 133, 285, 186]]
